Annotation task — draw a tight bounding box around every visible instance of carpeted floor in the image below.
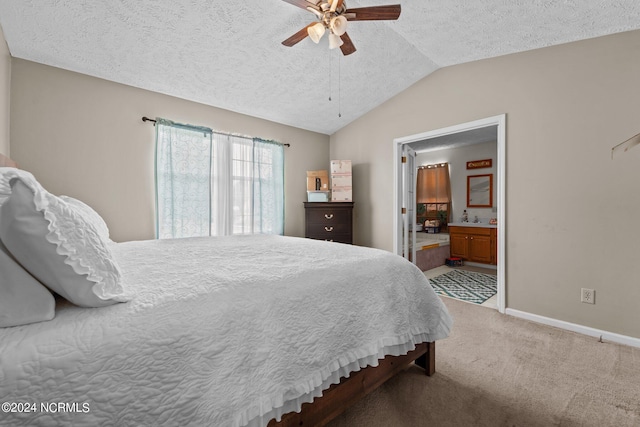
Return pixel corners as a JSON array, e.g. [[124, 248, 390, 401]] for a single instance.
[[429, 270, 497, 304], [328, 297, 640, 427]]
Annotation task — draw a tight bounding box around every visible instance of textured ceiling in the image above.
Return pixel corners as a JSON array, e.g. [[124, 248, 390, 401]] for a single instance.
[[409, 126, 498, 154], [1, 1, 640, 135]]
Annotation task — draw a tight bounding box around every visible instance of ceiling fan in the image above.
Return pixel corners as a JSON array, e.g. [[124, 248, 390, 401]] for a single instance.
[[281, 0, 401, 56]]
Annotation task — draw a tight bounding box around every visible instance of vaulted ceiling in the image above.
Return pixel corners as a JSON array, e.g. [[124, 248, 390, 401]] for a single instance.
[[1, 1, 639, 135]]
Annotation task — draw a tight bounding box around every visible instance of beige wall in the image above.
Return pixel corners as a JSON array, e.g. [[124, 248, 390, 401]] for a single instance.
[[331, 30, 640, 338], [10, 59, 329, 242], [416, 141, 498, 224], [0, 24, 10, 156]]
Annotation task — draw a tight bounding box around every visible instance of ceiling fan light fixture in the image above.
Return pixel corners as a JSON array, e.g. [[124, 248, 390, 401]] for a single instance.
[[308, 22, 326, 43], [328, 32, 344, 49], [282, 0, 402, 56], [330, 15, 347, 36]]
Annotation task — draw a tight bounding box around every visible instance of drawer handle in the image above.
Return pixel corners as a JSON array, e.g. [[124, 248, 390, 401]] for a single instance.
[[324, 226, 334, 232], [324, 214, 334, 219]]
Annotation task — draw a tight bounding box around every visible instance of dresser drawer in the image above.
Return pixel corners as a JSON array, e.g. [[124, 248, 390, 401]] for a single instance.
[[306, 208, 352, 225], [306, 222, 351, 236], [306, 233, 352, 244]]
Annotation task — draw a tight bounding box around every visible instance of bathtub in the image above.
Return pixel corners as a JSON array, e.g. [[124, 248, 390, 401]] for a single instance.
[[414, 233, 450, 249], [410, 232, 450, 272]]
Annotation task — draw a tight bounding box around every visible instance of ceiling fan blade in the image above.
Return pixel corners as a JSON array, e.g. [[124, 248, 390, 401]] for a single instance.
[[282, 23, 315, 47], [281, 0, 321, 12], [345, 5, 401, 21], [340, 32, 356, 55]]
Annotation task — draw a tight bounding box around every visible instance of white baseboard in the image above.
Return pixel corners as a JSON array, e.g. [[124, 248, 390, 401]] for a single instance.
[[505, 308, 640, 349], [463, 261, 497, 270]]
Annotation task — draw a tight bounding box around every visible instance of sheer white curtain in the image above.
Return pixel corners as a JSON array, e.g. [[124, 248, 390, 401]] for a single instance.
[[211, 134, 284, 236], [156, 118, 284, 239], [211, 133, 233, 236], [232, 136, 256, 235]]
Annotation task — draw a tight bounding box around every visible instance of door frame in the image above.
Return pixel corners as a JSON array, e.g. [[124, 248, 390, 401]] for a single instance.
[[392, 114, 506, 313], [401, 145, 417, 263]]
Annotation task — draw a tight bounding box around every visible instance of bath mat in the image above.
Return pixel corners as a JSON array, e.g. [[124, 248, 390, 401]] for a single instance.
[[429, 270, 497, 304]]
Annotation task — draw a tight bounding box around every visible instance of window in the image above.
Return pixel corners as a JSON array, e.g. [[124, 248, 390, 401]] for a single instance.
[[416, 163, 451, 228], [228, 136, 284, 235], [155, 118, 284, 239]]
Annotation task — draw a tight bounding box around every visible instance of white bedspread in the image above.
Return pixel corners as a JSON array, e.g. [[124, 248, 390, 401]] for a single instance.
[[0, 235, 452, 427]]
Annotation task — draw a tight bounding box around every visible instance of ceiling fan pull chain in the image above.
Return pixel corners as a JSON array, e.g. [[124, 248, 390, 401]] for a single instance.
[[328, 48, 332, 102], [338, 54, 342, 118]]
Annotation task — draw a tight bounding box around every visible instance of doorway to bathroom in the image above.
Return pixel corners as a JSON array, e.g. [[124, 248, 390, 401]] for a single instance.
[[393, 115, 506, 313]]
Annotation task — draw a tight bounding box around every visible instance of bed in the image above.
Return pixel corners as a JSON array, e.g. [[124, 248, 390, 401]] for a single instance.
[[0, 157, 452, 426]]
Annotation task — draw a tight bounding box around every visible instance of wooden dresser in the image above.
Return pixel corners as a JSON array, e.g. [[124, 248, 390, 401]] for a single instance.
[[304, 202, 354, 244]]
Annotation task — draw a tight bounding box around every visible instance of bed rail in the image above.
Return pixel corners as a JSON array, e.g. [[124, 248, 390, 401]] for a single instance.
[[269, 341, 435, 427]]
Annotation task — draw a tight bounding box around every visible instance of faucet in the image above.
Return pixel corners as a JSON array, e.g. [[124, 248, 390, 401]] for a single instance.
[[473, 215, 479, 223]]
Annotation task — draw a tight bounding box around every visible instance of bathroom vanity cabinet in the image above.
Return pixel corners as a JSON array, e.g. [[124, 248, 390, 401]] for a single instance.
[[449, 225, 497, 265]]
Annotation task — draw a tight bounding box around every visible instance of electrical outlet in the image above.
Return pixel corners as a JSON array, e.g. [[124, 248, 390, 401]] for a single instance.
[[581, 288, 595, 304]]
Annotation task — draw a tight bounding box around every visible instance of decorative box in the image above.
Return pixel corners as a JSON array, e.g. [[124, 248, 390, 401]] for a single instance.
[[307, 191, 330, 202]]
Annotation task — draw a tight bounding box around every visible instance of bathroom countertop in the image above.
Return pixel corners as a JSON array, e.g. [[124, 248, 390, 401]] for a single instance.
[[448, 222, 497, 228]]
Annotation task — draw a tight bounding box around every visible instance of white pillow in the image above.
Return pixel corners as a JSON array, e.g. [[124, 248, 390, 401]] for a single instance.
[[60, 195, 111, 242], [0, 233, 55, 327], [0, 174, 128, 307]]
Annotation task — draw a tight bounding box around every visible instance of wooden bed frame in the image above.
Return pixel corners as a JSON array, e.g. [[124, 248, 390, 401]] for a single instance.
[[269, 341, 435, 427]]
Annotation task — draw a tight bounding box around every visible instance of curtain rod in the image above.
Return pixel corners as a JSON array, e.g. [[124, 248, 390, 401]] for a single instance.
[[142, 117, 290, 147]]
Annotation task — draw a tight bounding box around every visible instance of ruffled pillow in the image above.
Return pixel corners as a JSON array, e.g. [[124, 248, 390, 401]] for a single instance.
[[0, 169, 128, 307], [60, 195, 111, 242]]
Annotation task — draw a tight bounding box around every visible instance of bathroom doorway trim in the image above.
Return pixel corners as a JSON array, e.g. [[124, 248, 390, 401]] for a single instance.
[[393, 114, 506, 313]]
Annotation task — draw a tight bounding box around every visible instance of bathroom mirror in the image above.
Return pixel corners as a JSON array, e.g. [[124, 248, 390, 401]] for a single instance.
[[467, 174, 493, 207]]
